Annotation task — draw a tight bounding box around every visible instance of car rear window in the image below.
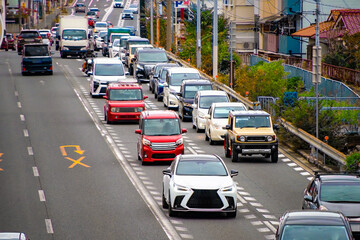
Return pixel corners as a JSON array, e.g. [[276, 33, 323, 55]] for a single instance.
[[320, 182, 360, 202], [20, 32, 39, 38], [24, 45, 49, 56]]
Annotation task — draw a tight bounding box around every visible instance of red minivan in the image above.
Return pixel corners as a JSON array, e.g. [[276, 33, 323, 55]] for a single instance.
[[135, 110, 187, 164]]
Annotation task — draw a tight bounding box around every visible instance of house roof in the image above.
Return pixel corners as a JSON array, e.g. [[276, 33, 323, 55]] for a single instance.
[[291, 21, 333, 37]]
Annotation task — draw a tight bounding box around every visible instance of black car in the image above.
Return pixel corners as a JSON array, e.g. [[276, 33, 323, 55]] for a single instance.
[[302, 173, 360, 238], [178, 79, 212, 121], [276, 210, 354, 240], [133, 48, 168, 83], [149, 63, 179, 93], [17, 29, 42, 54]]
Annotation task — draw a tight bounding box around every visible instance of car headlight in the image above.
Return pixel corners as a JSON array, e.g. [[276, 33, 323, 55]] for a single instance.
[[198, 111, 206, 119], [220, 185, 234, 192], [183, 102, 192, 108], [237, 136, 246, 142], [137, 65, 144, 70], [80, 46, 88, 50], [174, 183, 190, 192], [111, 107, 120, 112], [142, 138, 151, 146], [175, 138, 183, 146], [319, 205, 328, 211], [266, 135, 274, 141], [136, 107, 144, 112]]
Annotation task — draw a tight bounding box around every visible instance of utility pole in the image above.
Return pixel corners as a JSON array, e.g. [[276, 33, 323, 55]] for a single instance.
[[229, 21, 234, 88], [150, 0, 154, 45], [166, 0, 172, 51], [312, 0, 321, 162], [196, 0, 201, 69], [254, 0, 259, 55], [156, 0, 160, 47], [212, 0, 218, 80]]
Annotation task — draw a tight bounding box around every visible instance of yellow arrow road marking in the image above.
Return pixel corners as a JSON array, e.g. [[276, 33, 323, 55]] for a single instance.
[[60, 145, 85, 156], [65, 156, 90, 168]]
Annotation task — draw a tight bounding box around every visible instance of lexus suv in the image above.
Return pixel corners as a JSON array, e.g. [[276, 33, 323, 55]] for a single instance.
[[135, 110, 187, 164], [103, 83, 147, 123], [302, 173, 360, 238]]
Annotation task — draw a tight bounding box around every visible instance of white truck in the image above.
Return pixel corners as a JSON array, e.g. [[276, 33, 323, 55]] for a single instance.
[[59, 15, 90, 58]]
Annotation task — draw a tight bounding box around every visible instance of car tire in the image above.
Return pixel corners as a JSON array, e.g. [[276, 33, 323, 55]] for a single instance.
[[209, 134, 215, 145], [5, 47, 8, 51], [231, 144, 238, 162], [49, 71, 53, 75], [271, 150, 278, 163], [205, 131, 209, 141], [224, 137, 231, 158], [162, 187, 169, 209], [196, 120, 201, 133], [168, 192, 177, 217]]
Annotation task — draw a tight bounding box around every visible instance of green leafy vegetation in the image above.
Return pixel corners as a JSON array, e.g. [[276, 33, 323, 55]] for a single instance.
[[345, 152, 360, 172]]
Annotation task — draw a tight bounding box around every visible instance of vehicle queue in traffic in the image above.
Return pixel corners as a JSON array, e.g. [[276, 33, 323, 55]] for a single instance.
[[4, 2, 359, 239]]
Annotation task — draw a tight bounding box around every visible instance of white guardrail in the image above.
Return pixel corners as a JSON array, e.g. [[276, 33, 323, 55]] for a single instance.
[[166, 51, 347, 166]]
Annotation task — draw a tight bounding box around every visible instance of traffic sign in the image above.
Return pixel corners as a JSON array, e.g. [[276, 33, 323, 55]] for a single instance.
[[174, 0, 188, 8]]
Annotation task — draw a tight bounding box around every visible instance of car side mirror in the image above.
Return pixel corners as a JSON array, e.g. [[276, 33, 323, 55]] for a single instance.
[[304, 195, 313, 202], [224, 124, 231, 130], [126, 52, 129, 56], [230, 170, 238, 177], [162, 168, 171, 176], [103, 96, 107, 99], [88, 72, 93, 75], [177, 92, 182, 96], [144, 95, 148, 99], [125, 72, 130, 75], [135, 129, 141, 134], [131, 57, 136, 62], [182, 128, 187, 134], [191, 104, 197, 109]]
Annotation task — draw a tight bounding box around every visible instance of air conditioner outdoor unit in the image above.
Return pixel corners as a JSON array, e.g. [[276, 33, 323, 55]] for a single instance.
[[243, 42, 250, 49]]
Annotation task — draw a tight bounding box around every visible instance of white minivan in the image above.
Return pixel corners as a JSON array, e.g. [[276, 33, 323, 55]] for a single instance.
[[89, 58, 134, 97], [163, 67, 201, 110], [192, 90, 230, 132]]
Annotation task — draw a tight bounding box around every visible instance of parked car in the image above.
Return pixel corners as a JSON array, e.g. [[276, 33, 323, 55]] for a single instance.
[[21, 43, 52, 75], [275, 210, 354, 240], [163, 67, 201, 110], [135, 110, 187, 164], [223, 110, 279, 162], [75, 3, 86, 13], [0, 232, 29, 240], [113, 0, 124, 8], [122, 9, 134, 19], [133, 48, 168, 82], [1, 37, 8, 51], [149, 63, 179, 93], [192, 90, 229, 132], [302, 173, 360, 238], [128, 4, 138, 14], [178, 79, 212, 121], [17, 29, 42, 54], [89, 7, 100, 18], [162, 154, 238, 217], [89, 57, 133, 97], [6, 33, 16, 50], [103, 83, 147, 123], [205, 102, 247, 144]]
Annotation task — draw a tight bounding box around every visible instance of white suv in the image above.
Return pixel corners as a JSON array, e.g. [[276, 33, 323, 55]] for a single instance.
[[205, 102, 247, 144], [163, 67, 201, 110], [90, 58, 134, 97], [192, 90, 229, 132]]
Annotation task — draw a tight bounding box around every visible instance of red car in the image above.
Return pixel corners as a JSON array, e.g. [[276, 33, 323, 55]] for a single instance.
[[103, 83, 147, 123], [88, 17, 95, 27], [1, 37, 8, 51], [6, 33, 16, 50], [135, 110, 187, 164]]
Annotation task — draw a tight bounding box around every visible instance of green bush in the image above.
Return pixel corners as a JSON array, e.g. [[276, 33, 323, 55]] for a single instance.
[[345, 152, 360, 172]]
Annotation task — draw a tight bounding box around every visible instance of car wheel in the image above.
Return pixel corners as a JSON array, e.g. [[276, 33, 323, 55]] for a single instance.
[[192, 117, 196, 129], [49, 71, 53, 75], [168, 192, 177, 217], [209, 133, 215, 145], [5, 47, 8, 51], [231, 143, 239, 162], [205, 131, 209, 141], [224, 137, 231, 158], [196, 120, 201, 133], [154, 92, 157, 99], [162, 187, 169, 209], [106, 117, 112, 124], [271, 150, 278, 163]]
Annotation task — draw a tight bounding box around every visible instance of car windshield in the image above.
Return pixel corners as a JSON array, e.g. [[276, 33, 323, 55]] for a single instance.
[[281, 225, 349, 240], [127, 40, 149, 48], [111, 34, 128, 43], [96, 23, 107, 28], [199, 96, 228, 109], [143, 119, 180, 136], [24, 45, 49, 56], [109, 89, 142, 101], [90, 8, 99, 11], [20, 32, 39, 38], [139, 51, 167, 63], [40, 33, 48, 39], [62, 29, 87, 40], [120, 37, 129, 47], [170, 73, 200, 86], [213, 106, 246, 118], [184, 85, 212, 99], [176, 159, 228, 176], [95, 63, 124, 76], [113, 40, 120, 47], [98, 31, 107, 38], [87, 11, 96, 15], [235, 115, 271, 128], [130, 4, 137, 8], [123, 9, 132, 13], [320, 182, 360, 202]]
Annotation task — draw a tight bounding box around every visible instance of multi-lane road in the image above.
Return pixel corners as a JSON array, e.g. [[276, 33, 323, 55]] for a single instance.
[[0, 1, 313, 239]]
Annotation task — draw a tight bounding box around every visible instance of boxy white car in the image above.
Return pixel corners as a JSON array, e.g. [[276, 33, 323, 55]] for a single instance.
[[192, 90, 229, 132], [205, 102, 247, 144]]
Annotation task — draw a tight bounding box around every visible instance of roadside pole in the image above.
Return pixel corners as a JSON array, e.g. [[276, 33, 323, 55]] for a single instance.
[[196, 0, 201, 69], [212, 0, 218, 80], [150, 0, 154, 45]]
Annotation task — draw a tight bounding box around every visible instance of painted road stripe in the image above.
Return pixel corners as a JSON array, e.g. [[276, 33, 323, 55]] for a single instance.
[[45, 219, 54, 234], [251, 221, 263, 226], [294, 167, 303, 171], [244, 196, 256, 201], [264, 220, 277, 233], [20, 114, 25, 121], [250, 202, 263, 207], [38, 190, 46, 201], [263, 214, 276, 219], [245, 214, 256, 219], [27, 147, 33, 156], [282, 158, 291, 162], [301, 172, 311, 176], [257, 227, 270, 233], [180, 234, 193, 239], [23, 129, 29, 137], [175, 226, 188, 232], [17, 102, 22, 108], [15, 91, 18, 97], [32, 167, 39, 177], [239, 208, 250, 213], [287, 162, 297, 167]]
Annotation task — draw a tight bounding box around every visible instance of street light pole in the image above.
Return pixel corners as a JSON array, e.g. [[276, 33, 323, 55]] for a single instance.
[[212, 0, 218, 80], [196, 0, 201, 69], [150, 0, 154, 45]]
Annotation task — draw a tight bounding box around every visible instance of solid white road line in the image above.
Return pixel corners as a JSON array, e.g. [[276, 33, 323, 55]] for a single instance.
[[23, 129, 29, 137], [32, 167, 39, 177], [38, 190, 46, 201], [27, 147, 34, 156], [45, 219, 54, 234]]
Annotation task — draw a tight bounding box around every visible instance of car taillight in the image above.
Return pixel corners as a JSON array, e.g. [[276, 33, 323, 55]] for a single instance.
[[18, 36, 22, 40], [37, 36, 42, 40]]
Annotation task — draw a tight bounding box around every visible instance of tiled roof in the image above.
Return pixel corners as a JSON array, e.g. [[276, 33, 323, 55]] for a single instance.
[[291, 21, 333, 37]]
